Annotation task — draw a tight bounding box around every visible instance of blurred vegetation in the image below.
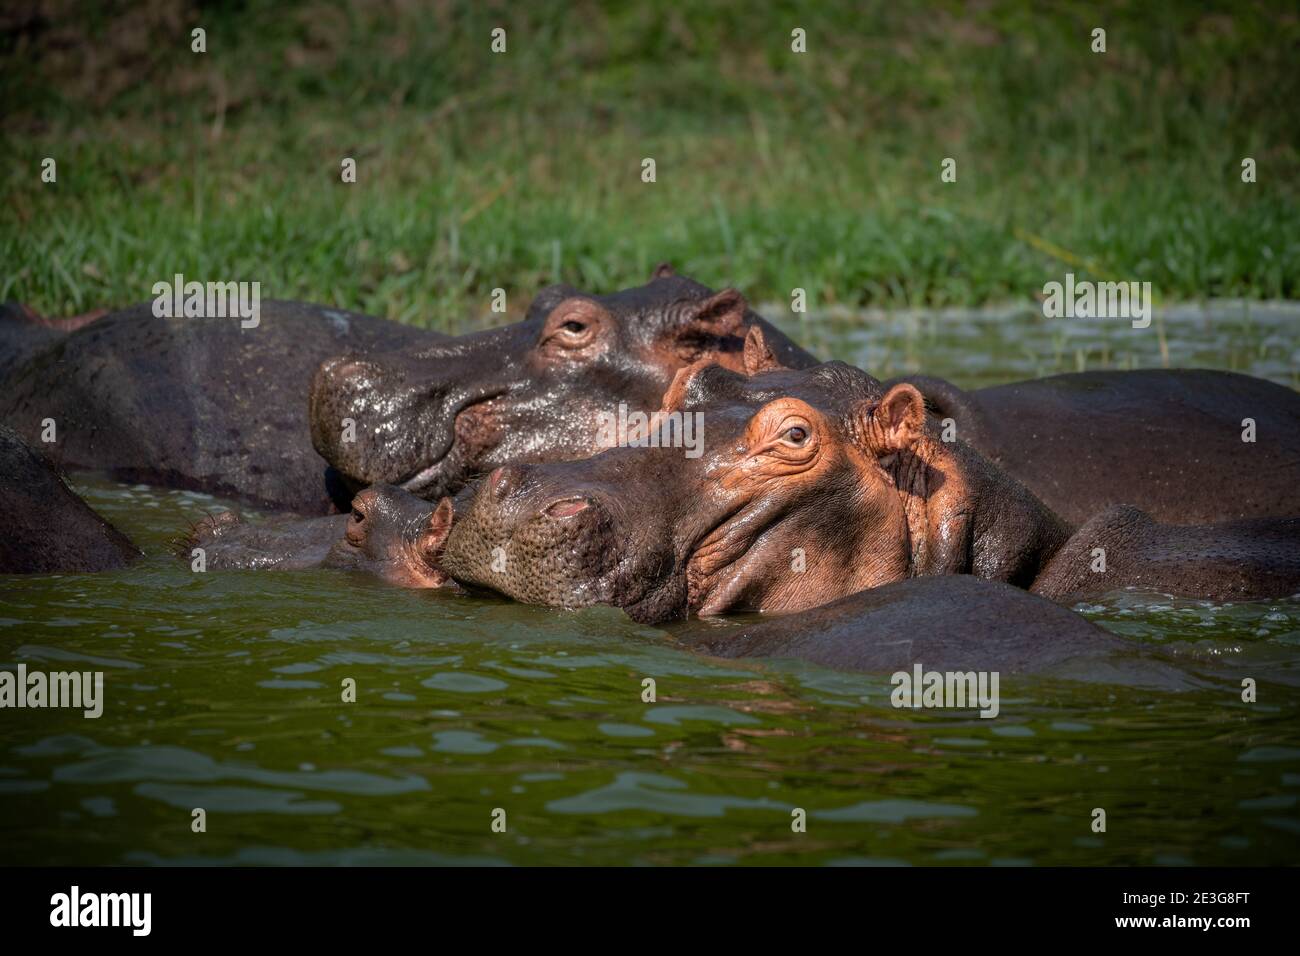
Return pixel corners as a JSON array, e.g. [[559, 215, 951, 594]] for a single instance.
[[2, 0, 1298, 328]]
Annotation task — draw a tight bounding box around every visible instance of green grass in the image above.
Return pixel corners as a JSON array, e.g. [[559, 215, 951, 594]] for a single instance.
[[3, 0, 1298, 328]]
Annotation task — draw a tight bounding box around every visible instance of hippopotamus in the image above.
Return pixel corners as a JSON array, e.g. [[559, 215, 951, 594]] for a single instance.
[[0, 300, 438, 514], [308, 265, 816, 501], [435, 344, 1300, 623], [178, 482, 458, 587], [310, 273, 1300, 525], [176, 510, 349, 572], [0, 425, 140, 574]]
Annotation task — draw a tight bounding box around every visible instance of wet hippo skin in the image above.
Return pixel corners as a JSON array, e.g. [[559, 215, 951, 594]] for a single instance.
[[0, 425, 140, 573], [676, 576, 1231, 690], [0, 300, 439, 514], [0, 302, 91, 383]]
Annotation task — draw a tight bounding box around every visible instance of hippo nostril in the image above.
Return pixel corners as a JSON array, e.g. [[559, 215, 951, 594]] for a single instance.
[[316, 356, 380, 393], [490, 465, 524, 500], [544, 498, 591, 519], [317, 355, 347, 376], [333, 360, 372, 384]]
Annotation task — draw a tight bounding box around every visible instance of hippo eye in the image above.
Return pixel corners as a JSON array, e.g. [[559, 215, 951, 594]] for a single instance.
[[351, 508, 364, 523], [561, 320, 587, 334], [782, 426, 809, 446]]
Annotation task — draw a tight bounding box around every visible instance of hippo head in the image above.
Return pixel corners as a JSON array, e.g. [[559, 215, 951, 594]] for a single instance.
[[438, 336, 930, 624], [322, 482, 457, 588], [309, 267, 810, 501]]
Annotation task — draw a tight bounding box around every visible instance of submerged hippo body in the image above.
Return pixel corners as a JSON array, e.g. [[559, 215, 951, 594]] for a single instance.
[[899, 369, 1300, 525], [0, 425, 140, 574], [1035, 506, 1300, 603], [0, 300, 439, 514], [678, 576, 1189, 686], [438, 344, 1300, 623], [182, 483, 458, 588], [179, 510, 350, 571]]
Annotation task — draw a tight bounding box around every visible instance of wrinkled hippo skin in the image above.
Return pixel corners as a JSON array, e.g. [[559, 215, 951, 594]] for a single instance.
[[676, 576, 1189, 686], [0, 300, 439, 514], [0, 425, 140, 573], [309, 266, 817, 501], [1035, 505, 1300, 602], [899, 369, 1300, 525], [440, 349, 1300, 623], [182, 483, 458, 588]]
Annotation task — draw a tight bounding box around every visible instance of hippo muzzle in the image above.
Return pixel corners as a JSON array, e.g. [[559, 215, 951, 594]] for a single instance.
[[439, 464, 623, 608], [438, 456, 694, 623], [309, 325, 529, 498]]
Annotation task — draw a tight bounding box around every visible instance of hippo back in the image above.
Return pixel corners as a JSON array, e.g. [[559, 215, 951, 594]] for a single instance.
[[0, 300, 442, 514]]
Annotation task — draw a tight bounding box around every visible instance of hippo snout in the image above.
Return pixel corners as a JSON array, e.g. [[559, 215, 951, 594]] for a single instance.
[[309, 337, 524, 500], [309, 350, 463, 494], [309, 353, 386, 474], [322, 483, 457, 589], [488, 464, 523, 500], [441, 466, 619, 607], [311, 354, 382, 414], [313, 355, 383, 400]]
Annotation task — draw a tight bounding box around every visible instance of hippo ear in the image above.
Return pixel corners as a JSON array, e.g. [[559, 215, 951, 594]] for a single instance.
[[677, 288, 747, 341], [659, 359, 711, 413], [652, 262, 675, 280], [742, 324, 786, 375], [415, 497, 455, 567], [859, 384, 926, 456]]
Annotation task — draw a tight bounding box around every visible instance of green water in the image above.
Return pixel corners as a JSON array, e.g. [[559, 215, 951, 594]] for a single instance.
[[2, 305, 1299, 866]]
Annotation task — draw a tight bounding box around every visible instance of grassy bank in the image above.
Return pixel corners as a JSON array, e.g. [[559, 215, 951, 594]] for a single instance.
[[3, 0, 1298, 329]]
